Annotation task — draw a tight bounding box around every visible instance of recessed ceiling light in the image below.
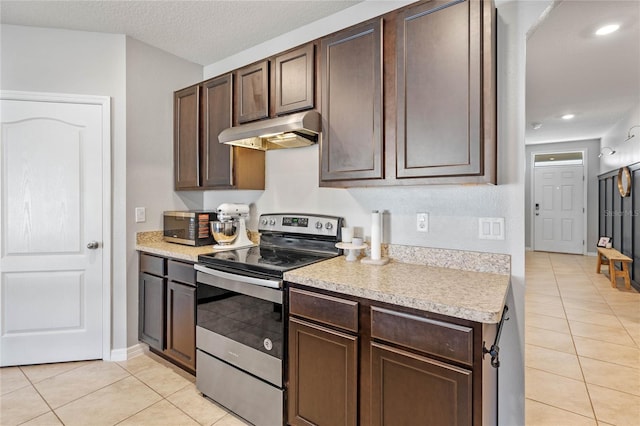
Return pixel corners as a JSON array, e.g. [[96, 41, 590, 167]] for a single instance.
[[562, 114, 575, 120], [595, 24, 620, 36], [549, 157, 555, 161]]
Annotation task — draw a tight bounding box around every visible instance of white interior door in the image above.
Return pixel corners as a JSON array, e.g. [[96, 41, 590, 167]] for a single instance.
[[1, 93, 109, 366], [533, 164, 585, 254]]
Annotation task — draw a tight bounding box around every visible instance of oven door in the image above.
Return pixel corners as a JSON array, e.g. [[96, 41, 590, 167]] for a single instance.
[[195, 264, 283, 386]]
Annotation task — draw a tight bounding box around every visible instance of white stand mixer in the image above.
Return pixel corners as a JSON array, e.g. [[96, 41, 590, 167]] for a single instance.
[[212, 203, 256, 250]]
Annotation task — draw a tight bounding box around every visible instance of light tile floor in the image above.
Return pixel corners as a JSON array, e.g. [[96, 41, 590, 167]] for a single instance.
[[525, 251, 640, 426], [2, 252, 638, 425], [0, 350, 250, 426]]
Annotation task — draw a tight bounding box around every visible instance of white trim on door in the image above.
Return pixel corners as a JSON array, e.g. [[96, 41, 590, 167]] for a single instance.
[[1, 90, 112, 361]]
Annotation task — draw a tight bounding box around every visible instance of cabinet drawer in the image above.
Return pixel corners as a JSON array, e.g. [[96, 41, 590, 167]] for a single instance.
[[289, 288, 358, 333], [140, 253, 166, 276], [168, 259, 196, 285], [371, 307, 473, 366]]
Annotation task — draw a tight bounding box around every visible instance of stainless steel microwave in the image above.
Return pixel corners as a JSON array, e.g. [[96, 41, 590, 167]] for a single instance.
[[163, 211, 217, 246]]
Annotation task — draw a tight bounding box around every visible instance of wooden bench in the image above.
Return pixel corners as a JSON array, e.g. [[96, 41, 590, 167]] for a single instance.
[[596, 247, 633, 289]]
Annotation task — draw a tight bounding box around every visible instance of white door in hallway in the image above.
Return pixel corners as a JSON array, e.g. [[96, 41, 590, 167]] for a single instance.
[[1, 92, 110, 366], [533, 164, 585, 254]]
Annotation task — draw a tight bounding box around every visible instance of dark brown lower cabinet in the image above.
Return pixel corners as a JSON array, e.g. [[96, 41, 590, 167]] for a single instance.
[[138, 272, 165, 351], [138, 252, 196, 373], [287, 285, 497, 426], [165, 281, 196, 370], [370, 342, 472, 426], [288, 317, 358, 426]]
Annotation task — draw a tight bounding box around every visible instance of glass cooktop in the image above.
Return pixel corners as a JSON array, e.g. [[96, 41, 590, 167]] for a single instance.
[[197, 245, 337, 278]]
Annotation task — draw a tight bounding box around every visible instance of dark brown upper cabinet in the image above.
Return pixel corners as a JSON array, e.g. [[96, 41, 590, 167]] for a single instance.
[[274, 44, 315, 115], [201, 74, 233, 188], [236, 60, 270, 124], [396, 0, 492, 182], [236, 44, 316, 124], [320, 19, 384, 182], [174, 85, 200, 189], [320, 0, 496, 187], [174, 74, 265, 190]]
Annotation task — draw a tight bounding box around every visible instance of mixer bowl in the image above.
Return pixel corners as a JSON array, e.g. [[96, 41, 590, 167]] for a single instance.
[[210, 221, 238, 245]]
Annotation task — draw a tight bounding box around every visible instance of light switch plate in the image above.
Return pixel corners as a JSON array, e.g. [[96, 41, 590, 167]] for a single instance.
[[478, 217, 504, 240], [135, 207, 146, 223]]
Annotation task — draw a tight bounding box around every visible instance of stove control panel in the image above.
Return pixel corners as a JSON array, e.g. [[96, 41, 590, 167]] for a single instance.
[[259, 214, 342, 238]]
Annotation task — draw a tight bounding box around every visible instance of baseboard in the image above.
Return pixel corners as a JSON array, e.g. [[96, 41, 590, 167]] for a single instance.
[[109, 343, 147, 361], [525, 246, 533, 251], [127, 343, 147, 359], [586, 251, 597, 257], [110, 347, 128, 362]]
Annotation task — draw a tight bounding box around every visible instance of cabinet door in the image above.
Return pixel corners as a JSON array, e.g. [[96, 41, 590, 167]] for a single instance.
[[320, 19, 384, 182], [202, 74, 233, 188], [396, 0, 484, 179], [138, 272, 165, 351], [288, 317, 358, 426], [174, 85, 200, 189], [371, 342, 472, 426], [275, 44, 315, 115], [236, 60, 269, 123], [165, 281, 196, 370]]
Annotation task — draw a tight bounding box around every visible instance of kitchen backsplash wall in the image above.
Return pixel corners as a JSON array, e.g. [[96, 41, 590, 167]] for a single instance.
[[202, 144, 513, 254]]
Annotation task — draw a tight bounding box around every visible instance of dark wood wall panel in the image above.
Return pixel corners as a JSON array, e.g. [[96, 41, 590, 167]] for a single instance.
[[634, 168, 640, 286], [598, 162, 639, 289], [600, 180, 604, 235]]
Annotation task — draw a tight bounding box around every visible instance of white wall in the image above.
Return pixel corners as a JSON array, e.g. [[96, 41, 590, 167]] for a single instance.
[[1, 25, 204, 352], [1, 24, 129, 353], [600, 103, 640, 174], [125, 37, 202, 346], [201, 1, 553, 424], [525, 139, 601, 252]]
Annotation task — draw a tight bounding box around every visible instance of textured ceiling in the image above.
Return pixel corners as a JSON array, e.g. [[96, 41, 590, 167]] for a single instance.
[[2, 0, 638, 146], [526, 0, 640, 144], [0, 0, 363, 66]]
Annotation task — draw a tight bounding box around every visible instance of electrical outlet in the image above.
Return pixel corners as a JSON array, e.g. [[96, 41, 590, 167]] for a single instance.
[[135, 207, 146, 223], [417, 212, 428, 232]]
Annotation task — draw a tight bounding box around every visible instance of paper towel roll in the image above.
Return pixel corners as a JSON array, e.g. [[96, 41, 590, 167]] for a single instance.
[[371, 210, 381, 260]]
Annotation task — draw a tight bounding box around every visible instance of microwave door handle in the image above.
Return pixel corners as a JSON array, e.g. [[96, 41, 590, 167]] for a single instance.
[[195, 264, 283, 289]]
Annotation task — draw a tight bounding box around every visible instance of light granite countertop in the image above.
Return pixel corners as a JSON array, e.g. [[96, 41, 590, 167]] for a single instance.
[[135, 230, 259, 262], [136, 231, 510, 323], [136, 240, 218, 262], [283, 256, 510, 324]]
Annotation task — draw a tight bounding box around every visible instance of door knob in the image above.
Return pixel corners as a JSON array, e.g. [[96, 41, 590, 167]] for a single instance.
[[87, 241, 100, 249]]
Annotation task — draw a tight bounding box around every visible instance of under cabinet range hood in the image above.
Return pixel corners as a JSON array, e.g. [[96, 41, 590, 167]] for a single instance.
[[218, 110, 320, 151]]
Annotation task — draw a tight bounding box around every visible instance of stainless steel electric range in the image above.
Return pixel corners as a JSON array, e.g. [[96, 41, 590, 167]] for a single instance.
[[194, 213, 343, 426]]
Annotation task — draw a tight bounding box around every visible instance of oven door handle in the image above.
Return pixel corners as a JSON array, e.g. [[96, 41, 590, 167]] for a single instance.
[[195, 264, 283, 289]]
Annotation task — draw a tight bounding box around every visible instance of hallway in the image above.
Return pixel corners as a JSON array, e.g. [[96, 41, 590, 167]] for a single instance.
[[525, 251, 640, 425]]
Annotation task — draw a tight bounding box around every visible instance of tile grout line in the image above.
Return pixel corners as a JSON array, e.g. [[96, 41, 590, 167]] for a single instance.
[[555, 256, 601, 420]]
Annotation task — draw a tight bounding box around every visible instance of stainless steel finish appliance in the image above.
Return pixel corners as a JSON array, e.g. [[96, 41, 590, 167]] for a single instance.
[[195, 213, 343, 426], [218, 110, 320, 151], [163, 211, 217, 246]]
